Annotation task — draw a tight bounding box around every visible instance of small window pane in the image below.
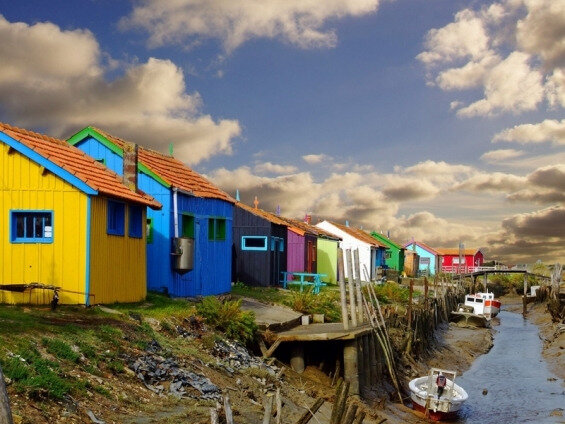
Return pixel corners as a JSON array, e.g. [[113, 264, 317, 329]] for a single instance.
[[11, 211, 53, 243]]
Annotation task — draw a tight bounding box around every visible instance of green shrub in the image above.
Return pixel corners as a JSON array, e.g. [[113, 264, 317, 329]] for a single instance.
[[283, 290, 342, 322], [196, 297, 257, 343], [371, 282, 411, 304]]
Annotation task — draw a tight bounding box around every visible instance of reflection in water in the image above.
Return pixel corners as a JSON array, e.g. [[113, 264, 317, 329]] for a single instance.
[[456, 310, 564, 423]]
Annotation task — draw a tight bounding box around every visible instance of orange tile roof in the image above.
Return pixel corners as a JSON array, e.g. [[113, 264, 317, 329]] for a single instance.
[[328, 221, 386, 247], [436, 248, 480, 256], [0, 123, 161, 208], [279, 217, 341, 240], [92, 127, 234, 203], [236, 202, 291, 226]]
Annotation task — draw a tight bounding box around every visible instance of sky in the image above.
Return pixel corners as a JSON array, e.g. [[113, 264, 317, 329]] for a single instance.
[[0, 0, 563, 264]]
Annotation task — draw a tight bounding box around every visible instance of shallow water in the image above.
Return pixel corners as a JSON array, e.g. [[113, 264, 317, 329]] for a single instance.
[[456, 309, 564, 423]]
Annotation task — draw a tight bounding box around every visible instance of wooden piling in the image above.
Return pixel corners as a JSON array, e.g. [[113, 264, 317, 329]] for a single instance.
[[343, 340, 359, 396], [353, 249, 364, 324], [346, 250, 358, 328], [337, 248, 350, 330]]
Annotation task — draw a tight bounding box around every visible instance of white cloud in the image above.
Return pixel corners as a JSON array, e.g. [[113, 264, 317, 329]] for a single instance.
[[254, 162, 299, 174], [480, 148, 524, 162], [120, 0, 381, 52], [516, 0, 565, 68], [302, 153, 330, 164], [418, 0, 563, 118], [416, 9, 491, 65], [0, 15, 241, 164], [493, 119, 565, 145], [456, 52, 544, 117]]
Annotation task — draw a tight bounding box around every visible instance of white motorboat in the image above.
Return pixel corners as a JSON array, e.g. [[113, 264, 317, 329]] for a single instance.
[[464, 292, 501, 318], [409, 368, 468, 421]]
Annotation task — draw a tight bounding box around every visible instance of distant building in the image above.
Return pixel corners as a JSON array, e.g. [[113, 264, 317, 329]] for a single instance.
[[370, 232, 405, 272], [0, 123, 161, 305], [316, 221, 386, 281], [403, 241, 439, 276], [437, 248, 484, 273]]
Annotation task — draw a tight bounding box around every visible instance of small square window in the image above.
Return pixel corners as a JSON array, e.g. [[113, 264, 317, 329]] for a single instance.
[[107, 200, 125, 236], [10, 211, 53, 243], [208, 218, 226, 241], [182, 214, 195, 238], [129, 205, 143, 238]]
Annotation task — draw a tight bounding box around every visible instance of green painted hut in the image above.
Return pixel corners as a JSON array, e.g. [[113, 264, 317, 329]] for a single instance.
[[370, 232, 404, 272]]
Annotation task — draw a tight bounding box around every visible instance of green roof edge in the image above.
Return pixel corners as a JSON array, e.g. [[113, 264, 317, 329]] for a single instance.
[[67, 127, 171, 189], [370, 231, 403, 250]]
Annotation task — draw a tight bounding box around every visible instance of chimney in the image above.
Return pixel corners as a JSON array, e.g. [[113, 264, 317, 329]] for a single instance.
[[304, 214, 311, 224], [123, 141, 138, 191]]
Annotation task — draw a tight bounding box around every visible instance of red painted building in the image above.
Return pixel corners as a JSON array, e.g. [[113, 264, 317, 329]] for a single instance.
[[437, 248, 484, 274]]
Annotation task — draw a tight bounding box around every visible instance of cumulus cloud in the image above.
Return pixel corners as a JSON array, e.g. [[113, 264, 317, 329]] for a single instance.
[[382, 179, 440, 201], [120, 0, 381, 52], [254, 162, 298, 175], [418, 0, 563, 117], [0, 15, 241, 164], [481, 149, 524, 162], [487, 205, 565, 262], [493, 119, 565, 145], [303, 153, 331, 164], [454, 172, 526, 193]]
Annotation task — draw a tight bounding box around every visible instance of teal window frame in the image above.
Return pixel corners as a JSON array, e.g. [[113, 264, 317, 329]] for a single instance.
[[242, 236, 268, 251], [107, 200, 125, 236], [10, 210, 53, 243], [129, 205, 143, 238]]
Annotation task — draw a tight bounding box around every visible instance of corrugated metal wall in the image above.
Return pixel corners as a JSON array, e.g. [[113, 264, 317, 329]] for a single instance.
[[0, 143, 87, 304], [89, 196, 147, 303]]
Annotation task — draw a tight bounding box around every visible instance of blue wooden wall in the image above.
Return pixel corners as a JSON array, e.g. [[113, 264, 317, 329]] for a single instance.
[[71, 136, 232, 296]]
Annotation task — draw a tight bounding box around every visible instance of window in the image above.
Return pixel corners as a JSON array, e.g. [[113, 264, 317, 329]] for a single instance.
[[182, 214, 195, 238], [10, 211, 53, 243], [385, 250, 392, 260], [270, 236, 284, 252], [208, 218, 226, 241], [107, 200, 125, 236], [242, 236, 268, 251], [129, 205, 143, 238], [146, 217, 153, 243]]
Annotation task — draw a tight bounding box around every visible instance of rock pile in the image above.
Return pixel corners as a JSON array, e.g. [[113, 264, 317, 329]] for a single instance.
[[128, 339, 221, 400]]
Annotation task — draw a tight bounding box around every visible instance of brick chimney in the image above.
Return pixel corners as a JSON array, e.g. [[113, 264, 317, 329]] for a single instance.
[[122, 141, 138, 191], [304, 214, 312, 224]]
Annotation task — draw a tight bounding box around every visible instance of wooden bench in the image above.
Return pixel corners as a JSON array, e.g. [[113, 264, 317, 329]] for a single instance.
[[280, 272, 327, 294]]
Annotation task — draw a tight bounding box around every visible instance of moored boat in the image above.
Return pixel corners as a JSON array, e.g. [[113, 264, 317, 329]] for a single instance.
[[464, 291, 501, 318], [450, 304, 490, 328], [409, 368, 468, 421]]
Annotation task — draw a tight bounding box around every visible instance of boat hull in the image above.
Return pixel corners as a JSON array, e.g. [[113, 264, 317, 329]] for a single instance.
[[409, 374, 468, 422], [411, 397, 461, 421]]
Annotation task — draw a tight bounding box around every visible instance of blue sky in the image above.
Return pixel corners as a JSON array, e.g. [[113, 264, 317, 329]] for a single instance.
[[0, 0, 563, 263]]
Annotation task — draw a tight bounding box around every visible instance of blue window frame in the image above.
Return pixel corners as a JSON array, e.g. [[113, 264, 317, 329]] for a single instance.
[[129, 205, 143, 238], [107, 200, 125, 236], [10, 210, 53, 243], [241, 236, 268, 251]]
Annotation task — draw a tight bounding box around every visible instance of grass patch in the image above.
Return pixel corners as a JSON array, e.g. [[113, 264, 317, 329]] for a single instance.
[[42, 338, 80, 363], [109, 292, 195, 319]]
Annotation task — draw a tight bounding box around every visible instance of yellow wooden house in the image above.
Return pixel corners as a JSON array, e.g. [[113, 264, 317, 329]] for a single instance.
[[0, 123, 161, 305]]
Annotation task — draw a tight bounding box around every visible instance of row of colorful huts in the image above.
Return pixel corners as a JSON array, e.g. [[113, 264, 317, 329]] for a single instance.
[[0, 123, 483, 306]]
